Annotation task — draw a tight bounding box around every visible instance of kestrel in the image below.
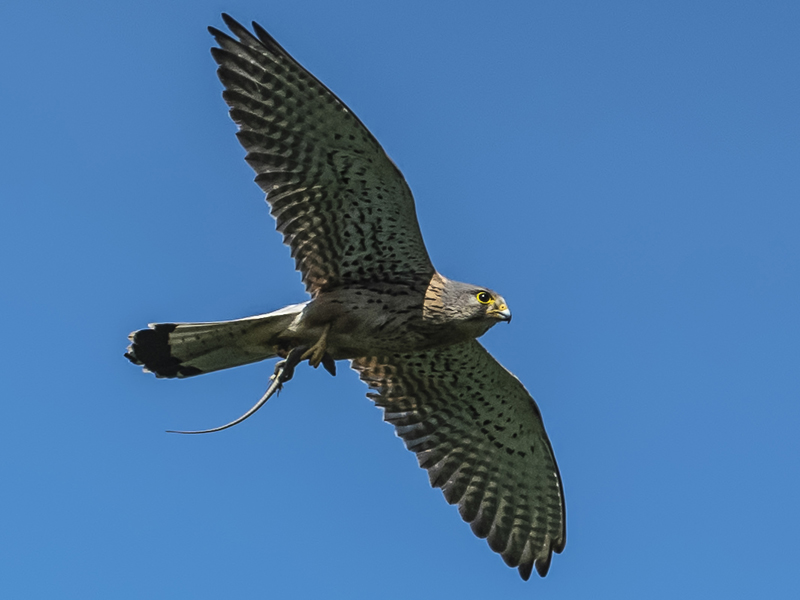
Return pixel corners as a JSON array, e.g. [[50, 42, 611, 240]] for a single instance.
[[126, 14, 566, 580]]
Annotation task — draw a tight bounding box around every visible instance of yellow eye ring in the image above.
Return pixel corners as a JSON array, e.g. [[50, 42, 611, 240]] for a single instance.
[[476, 291, 493, 304]]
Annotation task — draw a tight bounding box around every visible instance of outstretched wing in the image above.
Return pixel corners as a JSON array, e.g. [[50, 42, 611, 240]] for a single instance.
[[209, 15, 435, 296], [352, 340, 566, 580]]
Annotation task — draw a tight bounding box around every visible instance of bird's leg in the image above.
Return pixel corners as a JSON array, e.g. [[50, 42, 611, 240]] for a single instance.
[[166, 346, 309, 435], [273, 345, 308, 386], [300, 323, 331, 368]]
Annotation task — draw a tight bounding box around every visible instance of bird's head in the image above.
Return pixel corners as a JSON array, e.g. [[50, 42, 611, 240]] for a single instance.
[[423, 274, 512, 336], [471, 288, 512, 323]]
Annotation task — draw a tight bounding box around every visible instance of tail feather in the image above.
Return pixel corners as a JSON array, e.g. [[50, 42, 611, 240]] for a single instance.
[[125, 302, 307, 378]]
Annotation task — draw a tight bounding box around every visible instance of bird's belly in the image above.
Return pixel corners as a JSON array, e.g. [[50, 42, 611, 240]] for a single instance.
[[294, 284, 452, 358], [327, 310, 428, 358]]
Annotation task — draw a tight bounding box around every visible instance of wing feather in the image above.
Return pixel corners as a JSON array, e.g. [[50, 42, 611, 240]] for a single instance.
[[210, 15, 434, 295], [352, 340, 566, 579]]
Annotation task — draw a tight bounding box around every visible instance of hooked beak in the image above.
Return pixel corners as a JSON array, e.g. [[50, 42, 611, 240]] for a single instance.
[[489, 304, 512, 323]]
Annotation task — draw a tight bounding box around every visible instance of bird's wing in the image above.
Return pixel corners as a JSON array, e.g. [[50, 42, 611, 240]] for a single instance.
[[209, 15, 435, 296], [352, 340, 566, 580]]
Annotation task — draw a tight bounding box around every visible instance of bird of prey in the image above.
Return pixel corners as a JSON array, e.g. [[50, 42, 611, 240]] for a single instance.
[[126, 14, 566, 580]]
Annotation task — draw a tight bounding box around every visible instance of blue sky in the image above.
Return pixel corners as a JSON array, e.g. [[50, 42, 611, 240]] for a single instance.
[[1, 1, 798, 598]]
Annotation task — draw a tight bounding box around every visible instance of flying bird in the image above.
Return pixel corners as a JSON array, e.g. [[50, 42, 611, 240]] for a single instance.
[[126, 14, 566, 580]]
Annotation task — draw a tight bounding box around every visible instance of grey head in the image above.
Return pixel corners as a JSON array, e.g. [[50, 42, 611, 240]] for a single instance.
[[423, 273, 512, 338]]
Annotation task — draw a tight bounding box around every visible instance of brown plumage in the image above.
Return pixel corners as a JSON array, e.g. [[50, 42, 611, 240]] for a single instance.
[[126, 14, 565, 580]]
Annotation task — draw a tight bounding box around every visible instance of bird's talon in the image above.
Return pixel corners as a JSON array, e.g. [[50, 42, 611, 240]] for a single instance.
[[300, 323, 331, 369], [322, 354, 336, 376]]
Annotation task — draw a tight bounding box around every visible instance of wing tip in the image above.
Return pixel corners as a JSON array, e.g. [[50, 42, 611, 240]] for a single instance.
[[515, 546, 555, 580], [209, 13, 261, 51], [220, 13, 244, 35], [534, 552, 553, 578], [518, 561, 534, 581]]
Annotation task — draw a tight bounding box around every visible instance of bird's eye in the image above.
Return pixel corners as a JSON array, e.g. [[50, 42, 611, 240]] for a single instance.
[[476, 291, 493, 304]]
